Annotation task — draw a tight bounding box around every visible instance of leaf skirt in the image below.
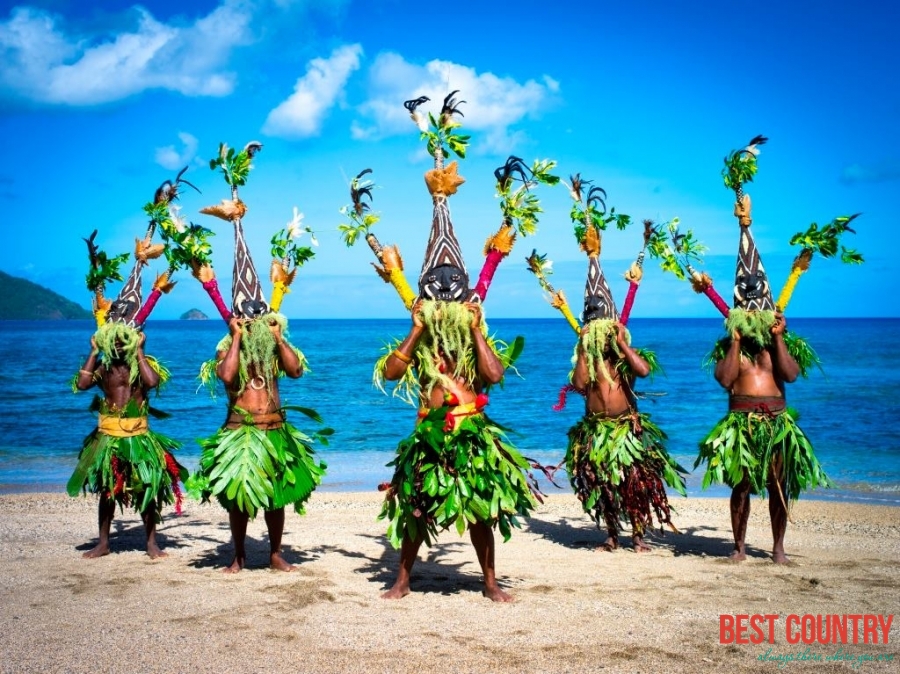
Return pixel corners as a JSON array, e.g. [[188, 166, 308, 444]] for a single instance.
[[378, 409, 538, 549], [695, 409, 831, 500], [565, 413, 687, 537], [67, 428, 187, 519], [189, 420, 327, 519]]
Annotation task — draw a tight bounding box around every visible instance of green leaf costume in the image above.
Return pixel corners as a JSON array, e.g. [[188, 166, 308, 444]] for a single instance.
[[189, 412, 327, 519], [379, 405, 537, 549], [566, 412, 686, 538], [696, 397, 831, 504], [68, 399, 188, 522]]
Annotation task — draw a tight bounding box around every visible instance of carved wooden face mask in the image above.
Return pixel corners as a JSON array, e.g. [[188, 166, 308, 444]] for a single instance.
[[419, 264, 469, 302]]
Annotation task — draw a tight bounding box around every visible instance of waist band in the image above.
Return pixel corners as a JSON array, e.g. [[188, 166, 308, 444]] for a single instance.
[[98, 414, 149, 437], [225, 410, 284, 430], [729, 395, 786, 415]]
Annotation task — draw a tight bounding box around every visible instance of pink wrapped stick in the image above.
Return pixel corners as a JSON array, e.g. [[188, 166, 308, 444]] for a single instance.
[[618, 281, 639, 326], [133, 288, 162, 327], [202, 278, 233, 322], [472, 248, 504, 302], [704, 285, 730, 317]]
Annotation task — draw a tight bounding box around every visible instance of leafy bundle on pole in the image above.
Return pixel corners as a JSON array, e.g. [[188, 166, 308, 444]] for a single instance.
[[525, 249, 580, 334], [338, 168, 416, 309], [776, 213, 864, 312], [473, 157, 559, 301]]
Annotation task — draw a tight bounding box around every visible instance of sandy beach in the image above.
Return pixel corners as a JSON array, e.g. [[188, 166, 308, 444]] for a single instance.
[[0, 491, 897, 674]]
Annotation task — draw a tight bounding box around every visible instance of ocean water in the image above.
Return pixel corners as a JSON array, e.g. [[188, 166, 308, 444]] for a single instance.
[[1, 318, 898, 505]]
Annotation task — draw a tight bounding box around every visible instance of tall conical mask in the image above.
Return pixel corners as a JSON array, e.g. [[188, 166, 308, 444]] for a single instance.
[[107, 251, 144, 326], [231, 220, 269, 318], [581, 223, 618, 323], [733, 195, 775, 311], [418, 161, 469, 302]]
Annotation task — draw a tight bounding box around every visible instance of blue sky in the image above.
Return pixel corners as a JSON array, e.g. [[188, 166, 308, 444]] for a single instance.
[[1, 0, 896, 319]]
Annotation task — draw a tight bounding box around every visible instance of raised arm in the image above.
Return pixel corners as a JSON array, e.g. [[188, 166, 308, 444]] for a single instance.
[[269, 320, 303, 379], [769, 313, 799, 383], [572, 330, 589, 391], [135, 331, 160, 389], [384, 300, 425, 381], [216, 318, 244, 386], [614, 322, 650, 378], [467, 303, 504, 385], [714, 331, 743, 390], [76, 336, 102, 391]]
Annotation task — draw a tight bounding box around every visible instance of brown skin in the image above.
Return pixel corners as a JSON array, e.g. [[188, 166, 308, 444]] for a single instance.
[[713, 312, 799, 564], [75, 331, 166, 559], [572, 321, 653, 553], [216, 317, 303, 573], [381, 300, 512, 602]]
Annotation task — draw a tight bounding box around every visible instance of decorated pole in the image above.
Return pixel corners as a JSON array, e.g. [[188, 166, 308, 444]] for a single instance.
[[776, 213, 863, 312], [472, 156, 558, 302], [338, 168, 417, 309], [155, 182, 225, 322], [83, 230, 129, 328], [618, 220, 657, 326], [133, 269, 176, 326], [645, 217, 730, 316], [687, 264, 730, 317], [204, 141, 268, 319], [525, 250, 580, 334], [269, 206, 318, 313]]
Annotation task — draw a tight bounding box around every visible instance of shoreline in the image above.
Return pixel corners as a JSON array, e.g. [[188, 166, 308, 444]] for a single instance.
[[4, 480, 900, 508], [1, 491, 898, 673]]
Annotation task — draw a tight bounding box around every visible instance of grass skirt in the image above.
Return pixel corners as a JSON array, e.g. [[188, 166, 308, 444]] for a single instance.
[[67, 426, 186, 520], [190, 418, 327, 518], [696, 408, 831, 501], [379, 407, 538, 549], [565, 412, 686, 537]]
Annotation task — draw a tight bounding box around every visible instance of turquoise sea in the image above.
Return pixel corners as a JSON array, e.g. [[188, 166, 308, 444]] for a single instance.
[[1, 318, 898, 505]]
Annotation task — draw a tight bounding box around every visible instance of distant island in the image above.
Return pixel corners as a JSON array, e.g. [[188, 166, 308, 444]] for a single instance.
[[180, 308, 209, 320], [0, 270, 92, 320]]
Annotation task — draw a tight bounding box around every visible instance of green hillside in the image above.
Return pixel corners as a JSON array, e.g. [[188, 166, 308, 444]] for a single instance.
[[0, 270, 92, 319]]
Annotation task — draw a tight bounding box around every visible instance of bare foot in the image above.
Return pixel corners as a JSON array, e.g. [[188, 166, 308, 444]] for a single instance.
[[270, 553, 295, 572], [728, 549, 747, 562], [483, 585, 514, 603], [598, 538, 619, 552], [381, 583, 411, 600], [633, 535, 651, 553], [82, 543, 110, 559], [772, 551, 790, 564], [147, 544, 168, 560], [223, 557, 244, 574]]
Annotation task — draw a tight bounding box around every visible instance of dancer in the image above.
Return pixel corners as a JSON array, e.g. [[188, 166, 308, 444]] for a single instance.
[[68, 175, 189, 558]]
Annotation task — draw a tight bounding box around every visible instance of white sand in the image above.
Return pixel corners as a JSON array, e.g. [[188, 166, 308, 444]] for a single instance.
[[0, 492, 898, 673]]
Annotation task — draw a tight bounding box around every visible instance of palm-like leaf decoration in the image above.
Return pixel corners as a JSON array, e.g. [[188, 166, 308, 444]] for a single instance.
[[525, 249, 580, 334], [648, 219, 730, 317], [271, 207, 317, 271], [338, 168, 380, 249], [564, 174, 631, 243], [155, 202, 215, 271], [777, 213, 864, 312], [494, 157, 560, 237], [722, 135, 767, 200], [338, 168, 416, 308], [208, 141, 262, 192], [83, 230, 129, 293], [406, 91, 471, 165], [788, 213, 863, 264]]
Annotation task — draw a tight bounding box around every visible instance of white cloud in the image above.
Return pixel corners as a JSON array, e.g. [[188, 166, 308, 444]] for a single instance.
[[0, 2, 253, 105], [154, 132, 199, 170], [351, 52, 559, 154], [262, 43, 362, 139]]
